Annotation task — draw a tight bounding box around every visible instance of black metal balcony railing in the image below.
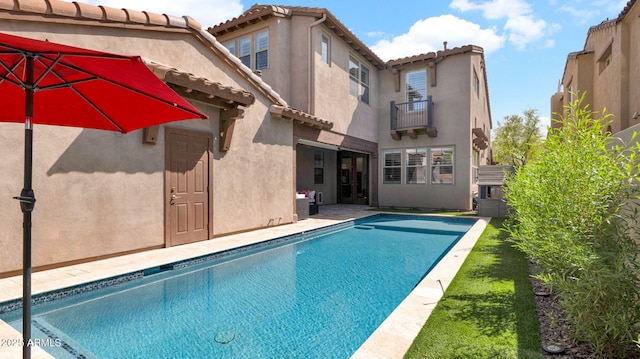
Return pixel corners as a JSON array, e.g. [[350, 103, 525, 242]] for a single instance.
[[390, 95, 436, 139]]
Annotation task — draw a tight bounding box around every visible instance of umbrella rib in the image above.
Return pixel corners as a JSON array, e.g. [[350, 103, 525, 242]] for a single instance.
[[71, 86, 126, 133], [33, 54, 63, 87], [37, 77, 98, 91], [32, 55, 100, 91], [0, 55, 26, 88], [40, 56, 205, 118]]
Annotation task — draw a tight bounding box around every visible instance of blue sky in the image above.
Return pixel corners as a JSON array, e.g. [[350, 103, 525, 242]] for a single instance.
[[86, 0, 629, 133]]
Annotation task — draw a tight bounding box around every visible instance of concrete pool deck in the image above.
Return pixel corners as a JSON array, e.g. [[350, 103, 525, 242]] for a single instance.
[[0, 206, 488, 359]]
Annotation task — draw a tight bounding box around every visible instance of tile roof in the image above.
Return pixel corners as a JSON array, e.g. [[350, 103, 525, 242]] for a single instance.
[[145, 60, 256, 108], [0, 0, 333, 129], [270, 105, 333, 130], [208, 4, 386, 70], [617, 0, 637, 22], [386, 45, 484, 68], [587, 0, 636, 34], [588, 18, 617, 33], [0, 0, 201, 29]]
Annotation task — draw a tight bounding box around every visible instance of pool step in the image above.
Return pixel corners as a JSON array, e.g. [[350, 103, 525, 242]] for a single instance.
[[354, 225, 375, 230]]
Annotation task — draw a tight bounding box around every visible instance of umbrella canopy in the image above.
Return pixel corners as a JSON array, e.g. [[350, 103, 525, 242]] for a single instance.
[[0, 32, 208, 359], [0, 32, 207, 131]]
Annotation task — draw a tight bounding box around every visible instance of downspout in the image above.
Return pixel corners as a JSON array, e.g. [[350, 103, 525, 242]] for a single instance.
[[308, 13, 327, 115]]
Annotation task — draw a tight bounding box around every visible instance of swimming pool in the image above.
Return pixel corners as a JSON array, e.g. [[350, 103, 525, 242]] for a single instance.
[[0, 214, 476, 358]]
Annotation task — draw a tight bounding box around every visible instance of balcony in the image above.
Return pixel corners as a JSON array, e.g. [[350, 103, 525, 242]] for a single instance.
[[390, 95, 437, 140]]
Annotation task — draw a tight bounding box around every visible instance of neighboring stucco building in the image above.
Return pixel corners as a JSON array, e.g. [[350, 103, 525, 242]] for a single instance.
[[210, 5, 493, 211], [551, 0, 639, 134]]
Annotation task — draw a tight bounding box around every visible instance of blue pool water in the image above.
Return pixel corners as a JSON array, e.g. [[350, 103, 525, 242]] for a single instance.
[[0, 214, 475, 358]]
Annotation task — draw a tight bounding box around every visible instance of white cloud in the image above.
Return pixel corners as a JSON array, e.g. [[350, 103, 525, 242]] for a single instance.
[[505, 15, 547, 50], [451, 0, 532, 20], [558, 5, 599, 20], [366, 31, 386, 38], [83, 0, 243, 26], [555, 0, 627, 23], [370, 14, 505, 61], [543, 39, 556, 48], [450, 0, 553, 49], [595, 0, 629, 14]]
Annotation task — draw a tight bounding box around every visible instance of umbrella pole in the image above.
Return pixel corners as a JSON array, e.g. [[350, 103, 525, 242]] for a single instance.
[[21, 123, 33, 359], [18, 55, 35, 359]]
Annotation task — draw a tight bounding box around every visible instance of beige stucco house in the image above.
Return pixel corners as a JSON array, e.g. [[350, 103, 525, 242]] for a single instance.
[[551, 0, 639, 136], [210, 5, 493, 211], [0, 1, 493, 276], [0, 0, 333, 276]]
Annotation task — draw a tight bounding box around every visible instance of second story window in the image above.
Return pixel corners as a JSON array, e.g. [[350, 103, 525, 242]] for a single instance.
[[473, 69, 480, 97], [238, 36, 251, 68], [406, 69, 426, 111], [598, 43, 612, 75], [349, 55, 370, 105], [223, 41, 235, 55], [321, 34, 330, 64], [225, 30, 269, 71], [255, 30, 269, 70]]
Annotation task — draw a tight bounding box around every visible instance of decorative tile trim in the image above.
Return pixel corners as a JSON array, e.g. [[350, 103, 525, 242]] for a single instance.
[[33, 319, 89, 359], [0, 271, 143, 315]]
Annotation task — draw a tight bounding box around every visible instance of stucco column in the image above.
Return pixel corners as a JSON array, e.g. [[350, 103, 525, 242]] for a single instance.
[[370, 152, 379, 207], [292, 134, 299, 222]]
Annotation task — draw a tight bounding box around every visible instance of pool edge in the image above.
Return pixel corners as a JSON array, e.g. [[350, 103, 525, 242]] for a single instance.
[[0, 210, 486, 359], [350, 217, 490, 359]]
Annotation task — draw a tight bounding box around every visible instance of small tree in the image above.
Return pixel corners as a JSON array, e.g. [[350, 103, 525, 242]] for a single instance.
[[504, 93, 640, 358], [492, 109, 543, 167]]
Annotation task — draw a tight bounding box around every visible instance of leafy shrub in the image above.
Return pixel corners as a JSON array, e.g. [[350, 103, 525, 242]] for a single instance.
[[504, 93, 640, 358]]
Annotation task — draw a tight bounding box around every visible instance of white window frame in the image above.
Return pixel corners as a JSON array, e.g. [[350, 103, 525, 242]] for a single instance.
[[223, 41, 235, 56], [349, 55, 370, 105], [430, 147, 454, 184], [255, 29, 269, 70], [225, 30, 269, 71], [405, 148, 427, 184], [405, 69, 427, 111], [383, 151, 402, 184], [238, 35, 251, 68], [360, 64, 369, 104], [321, 33, 330, 65]]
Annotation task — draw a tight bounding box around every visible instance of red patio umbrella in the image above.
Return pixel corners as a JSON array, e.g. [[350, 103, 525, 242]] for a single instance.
[[0, 32, 208, 359]]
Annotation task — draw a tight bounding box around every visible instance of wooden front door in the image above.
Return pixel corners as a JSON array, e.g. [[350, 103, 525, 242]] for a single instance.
[[166, 128, 212, 246]]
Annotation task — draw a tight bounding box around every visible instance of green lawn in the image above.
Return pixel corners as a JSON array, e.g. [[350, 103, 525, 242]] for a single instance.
[[404, 219, 544, 359]]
